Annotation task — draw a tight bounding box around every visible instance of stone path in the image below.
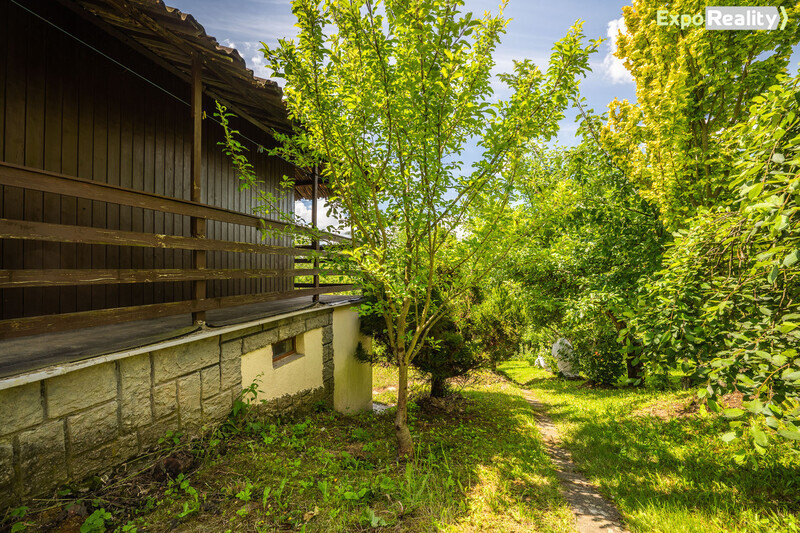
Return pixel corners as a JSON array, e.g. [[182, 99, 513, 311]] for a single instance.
[[522, 390, 629, 533]]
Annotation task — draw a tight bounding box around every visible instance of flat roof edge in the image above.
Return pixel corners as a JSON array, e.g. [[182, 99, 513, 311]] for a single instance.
[[0, 299, 360, 392]]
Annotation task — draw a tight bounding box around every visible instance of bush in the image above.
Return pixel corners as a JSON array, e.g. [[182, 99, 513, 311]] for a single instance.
[[568, 322, 624, 386], [633, 76, 800, 447], [580, 347, 625, 386], [357, 293, 486, 397]]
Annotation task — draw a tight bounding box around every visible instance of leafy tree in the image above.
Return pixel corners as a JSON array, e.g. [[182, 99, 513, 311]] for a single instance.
[[262, 0, 597, 457], [460, 282, 527, 369], [358, 289, 485, 398], [495, 135, 664, 385], [635, 75, 800, 453], [603, 0, 800, 228]]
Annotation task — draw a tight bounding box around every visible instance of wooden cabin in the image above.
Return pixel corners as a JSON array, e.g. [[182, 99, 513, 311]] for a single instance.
[[0, 0, 370, 507]]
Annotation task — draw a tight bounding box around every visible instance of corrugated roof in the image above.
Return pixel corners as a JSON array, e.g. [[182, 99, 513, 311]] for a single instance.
[[70, 0, 295, 136], [293, 168, 332, 201]]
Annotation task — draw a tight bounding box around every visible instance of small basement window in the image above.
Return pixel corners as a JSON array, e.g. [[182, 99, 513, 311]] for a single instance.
[[272, 336, 299, 367]]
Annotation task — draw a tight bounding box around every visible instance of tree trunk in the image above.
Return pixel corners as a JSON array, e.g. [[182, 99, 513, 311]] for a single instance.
[[605, 309, 645, 385], [625, 346, 645, 383], [395, 359, 414, 460], [430, 375, 447, 398]]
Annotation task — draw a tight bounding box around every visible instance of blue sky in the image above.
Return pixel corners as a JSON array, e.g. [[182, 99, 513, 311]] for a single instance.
[[169, 0, 638, 143], [167, 0, 639, 228]]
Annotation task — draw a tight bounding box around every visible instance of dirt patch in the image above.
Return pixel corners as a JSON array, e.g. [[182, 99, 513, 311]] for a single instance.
[[417, 394, 474, 416], [344, 442, 367, 460], [3, 446, 207, 533], [722, 391, 744, 409], [633, 392, 746, 421], [633, 397, 701, 420]]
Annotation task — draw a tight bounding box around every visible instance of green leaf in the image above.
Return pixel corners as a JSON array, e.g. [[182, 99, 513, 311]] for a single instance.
[[778, 429, 800, 440], [751, 426, 768, 447], [720, 431, 737, 443], [779, 322, 798, 333], [767, 265, 779, 284], [783, 370, 800, 381], [783, 250, 799, 267], [745, 399, 764, 414], [707, 398, 721, 413], [723, 408, 745, 419], [748, 182, 764, 199]]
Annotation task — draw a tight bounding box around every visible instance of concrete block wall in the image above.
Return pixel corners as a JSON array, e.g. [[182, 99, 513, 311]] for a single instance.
[[0, 306, 341, 509]]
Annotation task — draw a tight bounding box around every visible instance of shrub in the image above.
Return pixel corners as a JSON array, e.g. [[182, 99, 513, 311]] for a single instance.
[[569, 323, 624, 386]]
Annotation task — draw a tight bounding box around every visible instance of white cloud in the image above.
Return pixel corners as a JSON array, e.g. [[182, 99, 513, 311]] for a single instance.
[[294, 199, 349, 237], [600, 17, 633, 85], [219, 39, 273, 79]]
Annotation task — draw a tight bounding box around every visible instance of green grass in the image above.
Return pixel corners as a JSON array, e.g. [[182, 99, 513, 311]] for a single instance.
[[6, 369, 574, 532], [499, 360, 800, 533], [371, 363, 430, 405]]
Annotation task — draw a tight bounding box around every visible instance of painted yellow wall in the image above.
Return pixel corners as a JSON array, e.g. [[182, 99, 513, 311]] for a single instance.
[[332, 307, 372, 414], [241, 328, 323, 400]]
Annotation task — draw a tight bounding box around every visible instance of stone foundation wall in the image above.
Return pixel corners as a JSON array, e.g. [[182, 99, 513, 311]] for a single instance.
[[0, 307, 337, 509]]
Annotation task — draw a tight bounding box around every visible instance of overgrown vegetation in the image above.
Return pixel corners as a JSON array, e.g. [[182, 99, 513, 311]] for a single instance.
[[472, 0, 800, 454], [3, 374, 576, 532]]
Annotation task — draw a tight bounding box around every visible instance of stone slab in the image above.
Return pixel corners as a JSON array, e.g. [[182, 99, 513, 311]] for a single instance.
[[279, 320, 306, 342], [68, 401, 119, 455], [178, 373, 202, 429], [152, 337, 219, 383], [220, 340, 242, 391], [71, 433, 139, 479], [0, 382, 43, 436], [0, 439, 13, 487], [305, 312, 331, 331], [322, 326, 333, 345], [19, 421, 67, 496], [46, 363, 117, 419], [202, 392, 232, 424], [242, 328, 279, 354], [153, 382, 177, 419], [200, 366, 221, 400], [119, 354, 153, 431]]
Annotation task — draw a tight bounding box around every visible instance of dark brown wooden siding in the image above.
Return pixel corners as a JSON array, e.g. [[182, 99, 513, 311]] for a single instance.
[[0, 0, 294, 320]]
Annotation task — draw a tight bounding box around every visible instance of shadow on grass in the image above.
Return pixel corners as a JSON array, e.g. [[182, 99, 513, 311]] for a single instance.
[[499, 362, 800, 530]]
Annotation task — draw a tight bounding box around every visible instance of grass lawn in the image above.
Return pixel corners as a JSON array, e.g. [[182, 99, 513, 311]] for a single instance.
[[498, 360, 800, 533], [4, 367, 574, 532]]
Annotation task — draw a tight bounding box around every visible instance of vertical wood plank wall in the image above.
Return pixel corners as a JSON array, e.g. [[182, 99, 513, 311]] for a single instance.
[[0, 1, 295, 321]]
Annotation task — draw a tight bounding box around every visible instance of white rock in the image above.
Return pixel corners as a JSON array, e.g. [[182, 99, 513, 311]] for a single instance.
[[552, 338, 577, 378]]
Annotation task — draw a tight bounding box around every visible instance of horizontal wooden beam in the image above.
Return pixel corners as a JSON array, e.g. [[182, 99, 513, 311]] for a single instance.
[[294, 282, 353, 288], [0, 162, 349, 243], [0, 268, 337, 288], [0, 285, 357, 338], [0, 218, 324, 256]]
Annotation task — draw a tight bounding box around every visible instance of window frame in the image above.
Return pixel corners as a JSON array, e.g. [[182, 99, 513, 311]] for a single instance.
[[272, 336, 297, 365]]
